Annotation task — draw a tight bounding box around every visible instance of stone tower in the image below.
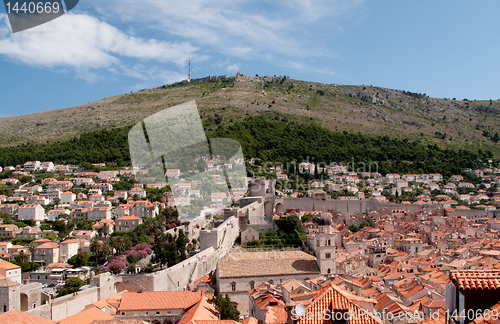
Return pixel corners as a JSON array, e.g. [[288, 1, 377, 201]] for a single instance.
[[0, 279, 20, 313], [315, 225, 337, 274]]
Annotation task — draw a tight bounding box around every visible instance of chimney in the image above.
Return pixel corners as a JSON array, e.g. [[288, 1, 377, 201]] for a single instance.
[[285, 301, 297, 324]]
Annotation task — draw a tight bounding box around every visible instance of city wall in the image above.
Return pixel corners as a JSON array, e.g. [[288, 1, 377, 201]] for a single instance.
[[283, 198, 491, 217], [28, 216, 240, 320], [27, 286, 100, 321]]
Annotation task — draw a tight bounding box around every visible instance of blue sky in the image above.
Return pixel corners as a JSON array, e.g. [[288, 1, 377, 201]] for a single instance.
[[1, 0, 499, 117]]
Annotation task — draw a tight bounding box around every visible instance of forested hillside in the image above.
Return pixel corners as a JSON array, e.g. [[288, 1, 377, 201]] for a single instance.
[[0, 114, 490, 178]]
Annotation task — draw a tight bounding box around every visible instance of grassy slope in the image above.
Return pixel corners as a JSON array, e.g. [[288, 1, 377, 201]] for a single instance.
[[1, 76, 499, 157]]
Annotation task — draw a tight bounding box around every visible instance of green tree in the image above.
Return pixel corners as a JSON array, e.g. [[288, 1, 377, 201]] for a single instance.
[[52, 220, 69, 238], [56, 277, 87, 297], [349, 224, 359, 233], [101, 241, 112, 262], [275, 215, 302, 234], [176, 229, 187, 261], [15, 251, 28, 265], [21, 261, 40, 273], [67, 251, 90, 267], [208, 294, 240, 321], [152, 232, 168, 268], [27, 242, 37, 269], [90, 237, 102, 265], [137, 233, 152, 244]]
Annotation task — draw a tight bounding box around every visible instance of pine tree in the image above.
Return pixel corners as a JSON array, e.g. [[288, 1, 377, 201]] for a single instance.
[[176, 229, 187, 261], [208, 294, 240, 321]]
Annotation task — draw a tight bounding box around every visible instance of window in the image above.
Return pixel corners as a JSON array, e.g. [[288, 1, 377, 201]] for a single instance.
[[268, 279, 273, 284], [156, 312, 160, 315], [327, 269, 331, 274], [4, 306, 7, 312], [250, 281, 255, 290], [231, 282, 236, 291], [122, 312, 125, 315], [326, 253, 331, 259]]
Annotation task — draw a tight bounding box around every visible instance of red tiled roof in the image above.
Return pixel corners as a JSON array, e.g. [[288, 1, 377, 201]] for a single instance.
[[0, 260, 20, 270], [450, 270, 500, 290], [418, 307, 446, 324], [471, 300, 500, 324], [264, 305, 288, 324], [0, 310, 55, 324], [193, 321, 239, 324], [178, 296, 219, 324], [115, 216, 142, 221], [37, 242, 59, 249], [58, 306, 115, 324], [297, 283, 380, 324], [118, 291, 203, 311]]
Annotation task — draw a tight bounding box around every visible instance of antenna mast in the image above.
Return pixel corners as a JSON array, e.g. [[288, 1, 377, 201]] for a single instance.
[[188, 57, 191, 82]]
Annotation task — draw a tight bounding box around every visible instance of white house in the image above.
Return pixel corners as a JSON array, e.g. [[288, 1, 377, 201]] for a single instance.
[[128, 187, 146, 199], [90, 194, 105, 203], [87, 206, 112, 221], [46, 208, 70, 221], [23, 161, 41, 172], [0, 242, 12, 254], [0, 259, 22, 284], [60, 191, 76, 204], [40, 162, 55, 172], [458, 182, 475, 189], [18, 204, 45, 221], [59, 239, 85, 263], [26, 195, 50, 205]]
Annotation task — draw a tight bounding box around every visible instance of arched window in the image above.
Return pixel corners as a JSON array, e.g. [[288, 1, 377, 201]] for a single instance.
[[250, 281, 255, 290], [327, 269, 331, 274], [231, 282, 236, 292]]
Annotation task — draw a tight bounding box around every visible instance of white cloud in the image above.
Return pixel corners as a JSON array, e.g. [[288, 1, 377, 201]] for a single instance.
[[90, 0, 366, 63], [0, 1, 367, 80], [0, 12, 197, 78], [226, 63, 239, 74]]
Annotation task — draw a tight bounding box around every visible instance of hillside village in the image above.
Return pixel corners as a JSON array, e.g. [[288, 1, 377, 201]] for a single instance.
[[1, 160, 500, 324]]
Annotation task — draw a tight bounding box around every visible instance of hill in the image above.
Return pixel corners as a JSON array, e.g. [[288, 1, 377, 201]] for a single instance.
[[0, 75, 499, 158]]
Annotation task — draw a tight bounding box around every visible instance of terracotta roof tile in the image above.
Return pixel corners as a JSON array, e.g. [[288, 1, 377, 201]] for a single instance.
[[178, 296, 219, 324], [450, 270, 500, 290], [264, 305, 288, 324], [297, 283, 380, 324], [118, 291, 203, 311], [0, 310, 56, 324], [471, 300, 500, 324], [0, 260, 20, 270], [58, 307, 115, 324]]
